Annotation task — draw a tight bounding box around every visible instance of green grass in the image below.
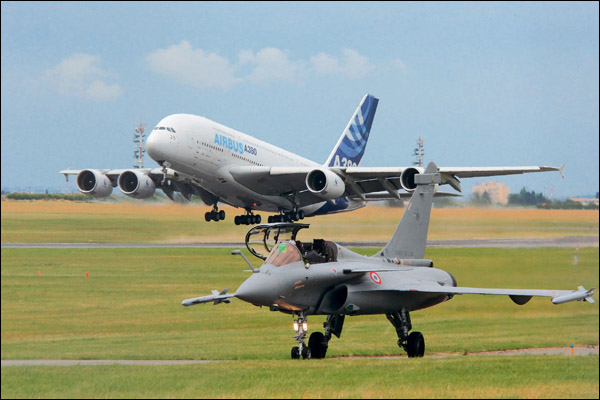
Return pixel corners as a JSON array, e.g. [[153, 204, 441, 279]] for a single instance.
[[2, 356, 598, 399], [2, 247, 598, 397]]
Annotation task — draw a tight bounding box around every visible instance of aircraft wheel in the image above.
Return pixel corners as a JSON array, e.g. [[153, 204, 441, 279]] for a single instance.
[[308, 332, 327, 359], [219, 210, 225, 220], [205, 212, 212, 222], [406, 331, 425, 358], [213, 212, 220, 222], [291, 346, 300, 359], [268, 215, 273, 223], [234, 216, 240, 225], [255, 215, 261, 224], [301, 346, 311, 360], [298, 210, 305, 219]]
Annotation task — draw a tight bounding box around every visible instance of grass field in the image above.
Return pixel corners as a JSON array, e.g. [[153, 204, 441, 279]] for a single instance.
[[1, 201, 598, 398], [1, 246, 598, 398], [2, 200, 598, 243]]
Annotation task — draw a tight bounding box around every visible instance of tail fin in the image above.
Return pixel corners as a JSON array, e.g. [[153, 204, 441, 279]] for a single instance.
[[325, 94, 379, 167], [375, 162, 440, 259]]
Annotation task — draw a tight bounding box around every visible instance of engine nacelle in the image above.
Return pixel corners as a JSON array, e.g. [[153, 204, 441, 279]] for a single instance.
[[305, 168, 345, 200], [400, 167, 424, 192], [118, 170, 156, 199], [76, 169, 113, 198]]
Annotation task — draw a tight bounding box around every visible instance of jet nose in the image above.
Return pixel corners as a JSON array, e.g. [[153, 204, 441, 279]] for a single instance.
[[235, 272, 281, 306], [145, 130, 167, 162]]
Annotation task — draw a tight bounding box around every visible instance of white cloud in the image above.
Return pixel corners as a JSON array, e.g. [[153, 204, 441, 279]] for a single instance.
[[147, 42, 377, 91], [390, 58, 408, 73], [45, 53, 123, 101], [310, 48, 374, 79], [238, 48, 304, 83], [146, 41, 240, 90]]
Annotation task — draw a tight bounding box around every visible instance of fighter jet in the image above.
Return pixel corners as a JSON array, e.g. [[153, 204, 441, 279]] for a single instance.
[[182, 162, 594, 359]]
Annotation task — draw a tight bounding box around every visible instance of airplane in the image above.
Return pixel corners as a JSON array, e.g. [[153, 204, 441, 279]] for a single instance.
[[60, 94, 565, 225], [182, 162, 594, 359]]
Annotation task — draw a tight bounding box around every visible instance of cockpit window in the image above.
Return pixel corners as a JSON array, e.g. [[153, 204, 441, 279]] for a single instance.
[[265, 242, 302, 267]]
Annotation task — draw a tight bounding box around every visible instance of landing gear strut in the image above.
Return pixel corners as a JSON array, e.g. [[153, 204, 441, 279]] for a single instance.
[[386, 309, 425, 357], [205, 205, 225, 222]]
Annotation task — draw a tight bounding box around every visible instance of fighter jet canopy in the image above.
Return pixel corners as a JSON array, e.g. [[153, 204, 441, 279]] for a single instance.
[[245, 223, 310, 260]]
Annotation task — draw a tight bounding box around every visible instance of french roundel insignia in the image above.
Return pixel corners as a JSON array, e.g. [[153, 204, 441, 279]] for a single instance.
[[370, 272, 382, 284]]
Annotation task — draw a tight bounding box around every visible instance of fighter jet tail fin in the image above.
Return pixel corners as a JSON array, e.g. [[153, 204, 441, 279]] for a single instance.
[[374, 161, 440, 260]]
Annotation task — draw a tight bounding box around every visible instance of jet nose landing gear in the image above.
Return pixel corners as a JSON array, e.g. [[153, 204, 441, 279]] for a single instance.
[[290, 312, 333, 360], [291, 312, 311, 359]]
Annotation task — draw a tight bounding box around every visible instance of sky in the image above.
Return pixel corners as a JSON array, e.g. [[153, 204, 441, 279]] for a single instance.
[[1, 1, 598, 200]]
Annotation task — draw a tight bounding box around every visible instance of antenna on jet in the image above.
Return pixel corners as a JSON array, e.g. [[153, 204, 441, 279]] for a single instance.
[[413, 137, 424, 167], [133, 122, 145, 169]]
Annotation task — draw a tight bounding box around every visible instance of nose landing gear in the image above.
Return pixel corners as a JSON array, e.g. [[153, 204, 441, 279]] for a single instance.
[[290, 313, 343, 359]]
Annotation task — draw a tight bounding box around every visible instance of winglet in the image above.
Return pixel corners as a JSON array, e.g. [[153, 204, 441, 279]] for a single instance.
[[558, 163, 566, 179], [326, 94, 379, 167]]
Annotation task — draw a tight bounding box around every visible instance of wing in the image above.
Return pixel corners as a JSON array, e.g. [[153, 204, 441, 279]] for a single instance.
[[59, 167, 220, 204], [395, 284, 594, 305], [227, 163, 565, 203]]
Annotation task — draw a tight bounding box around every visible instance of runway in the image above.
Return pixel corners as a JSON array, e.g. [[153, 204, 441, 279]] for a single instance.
[[2, 236, 598, 249], [2, 346, 597, 366]]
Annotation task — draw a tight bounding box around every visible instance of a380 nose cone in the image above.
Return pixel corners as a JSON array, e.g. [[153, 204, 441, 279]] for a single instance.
[[145, 131, 166, 162], [235, 273, 281, 307]]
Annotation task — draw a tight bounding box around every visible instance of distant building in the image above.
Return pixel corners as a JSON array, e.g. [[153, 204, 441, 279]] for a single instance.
[[568, 197, 600, 207], [472, 181, 510, 205]]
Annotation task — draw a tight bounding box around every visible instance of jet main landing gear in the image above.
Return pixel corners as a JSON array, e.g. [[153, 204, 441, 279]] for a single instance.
[[234, 211, 261, 225], [386, 308, 425, 357], [268, 210, 305, 223], [205, 206, 225, 222]]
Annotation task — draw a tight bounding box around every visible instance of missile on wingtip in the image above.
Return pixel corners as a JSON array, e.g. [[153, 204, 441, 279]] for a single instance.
[[552, 287, 595, 305]]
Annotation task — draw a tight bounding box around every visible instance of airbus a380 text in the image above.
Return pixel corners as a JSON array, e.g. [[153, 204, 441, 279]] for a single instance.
[[61, 94, 564, 225]]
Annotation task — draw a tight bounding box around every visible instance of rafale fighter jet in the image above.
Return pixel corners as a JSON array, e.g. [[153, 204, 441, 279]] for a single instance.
[[182, 162, 594, 359]]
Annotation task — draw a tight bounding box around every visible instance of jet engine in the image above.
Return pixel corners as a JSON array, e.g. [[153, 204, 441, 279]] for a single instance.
[[76, 169, 113, 198], [400, 167, 424, 192], [305, 168, 345, 200], [118, 170, 156, 199]]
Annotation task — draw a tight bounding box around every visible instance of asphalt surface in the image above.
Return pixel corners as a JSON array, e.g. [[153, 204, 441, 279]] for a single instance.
[[2, 236, 598, 249]]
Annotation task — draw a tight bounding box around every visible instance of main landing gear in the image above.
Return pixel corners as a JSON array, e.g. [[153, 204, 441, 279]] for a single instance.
[[290, 313, 344, 360], [234, 211, 261, 225], [386, 308, 425, 358], [268, 210, 305, 223], [205, 206, 225, 222]]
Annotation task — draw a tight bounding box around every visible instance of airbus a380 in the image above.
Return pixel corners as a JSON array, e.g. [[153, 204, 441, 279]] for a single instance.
[[60, 94, 564, 225]]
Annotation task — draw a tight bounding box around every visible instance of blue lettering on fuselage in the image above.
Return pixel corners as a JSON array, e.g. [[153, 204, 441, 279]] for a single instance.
[[214, 133, 244, 155]]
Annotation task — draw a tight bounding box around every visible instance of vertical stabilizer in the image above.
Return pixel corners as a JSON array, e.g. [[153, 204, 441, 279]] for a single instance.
[[374, 162, 440, 259], [326, 94, 379, 167]]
